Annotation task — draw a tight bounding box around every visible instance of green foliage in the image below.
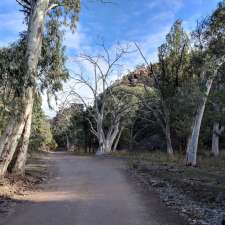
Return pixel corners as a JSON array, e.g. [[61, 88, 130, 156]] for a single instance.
[[51, 104, 96, 152], [0, 29, 69, 138], [48, 0, 80, 31], [51, 104, 74, 148], [30, 98, 57, 151], [0, 34, 28, 135], [102, 85, 139, 127], [6, 0, 225, 159], [18, 0, 80, 31], [39, 20, 69, 106], [158, 19, 190, 95], [68, 108, 93, 150], [0, 34, 27, 114]]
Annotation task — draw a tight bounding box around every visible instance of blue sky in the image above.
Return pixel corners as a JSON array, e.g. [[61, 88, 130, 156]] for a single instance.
[[0, 0, 220, 54], [0, 0, 221, 116], [65, 0, 219, 55]]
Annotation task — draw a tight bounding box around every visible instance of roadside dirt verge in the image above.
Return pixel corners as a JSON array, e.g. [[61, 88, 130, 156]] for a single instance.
[[129, 159, 225, 225], [0, 152, 50, 222]]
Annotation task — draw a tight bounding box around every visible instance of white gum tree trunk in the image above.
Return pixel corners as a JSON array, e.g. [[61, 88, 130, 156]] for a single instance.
[[159, 100, 174, 156], [96, 120, 120, 155], [11, 107, 33, 175], [212, 122, 220, 157], [153, 112, 174, 156], [104, 123, 120, 153], [0, 0, 49, 176], [186, 78, 213, 166], [96, 125, 105, 154], [0, 88, 33, 176], [113, 127, 124, 152], [0, 118, 16, 156], [165, 122, 174, 156], [211, 122, 224, 157], [66, 134, 70, 151]]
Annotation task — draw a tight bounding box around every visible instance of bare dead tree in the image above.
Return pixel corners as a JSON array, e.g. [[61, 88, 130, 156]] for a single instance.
[[66, 44, 134, 154]]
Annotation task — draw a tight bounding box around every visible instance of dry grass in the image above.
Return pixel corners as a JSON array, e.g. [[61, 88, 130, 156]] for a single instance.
[[127, 150, 225, 171]]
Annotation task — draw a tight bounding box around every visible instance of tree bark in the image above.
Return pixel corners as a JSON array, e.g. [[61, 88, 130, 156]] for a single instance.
[[161, 100, 174, 156], [66, 134, 70, 151], [0, 118, 16, 156], [11, 108, 33, 175], [212, 122, 220, 157], [0, 88, 33, 176], [96, 122, 120, 154], [113, 127, 123, 152], [165, 122, 174, 156], [129, 125, 134, 151], [0, 0, 49, 177], [186, 78, 213, 166], [98, 129, 105, 154], [211, 122, 224, 157], [106, 123, 120, 153]]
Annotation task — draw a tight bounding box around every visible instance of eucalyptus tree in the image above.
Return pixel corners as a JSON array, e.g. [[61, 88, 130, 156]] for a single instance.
[[210, 97, 225, 157], [0, 29, 68, 174], [0, 34, 27, 136], [185, 1, 225, 166], [0, 0, 80, 176], [102, 85, 139, 153], [67, 105, 89, 152], [207, 67, 225, 157], [136, 20, 190, 156], [51, 104, 82, 150], [13, 26, 69, 173], [68, 45, 137, 154], [27, 97, 56, 152]]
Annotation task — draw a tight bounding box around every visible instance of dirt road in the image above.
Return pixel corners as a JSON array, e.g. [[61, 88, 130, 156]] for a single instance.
[[2, 152, 188, 225]]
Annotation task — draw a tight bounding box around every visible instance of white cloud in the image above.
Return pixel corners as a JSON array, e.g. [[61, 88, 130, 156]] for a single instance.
[[147, 0, 183, 11], [42, 22, 173, 117], [42, 24, 92, 117], [148, 11, 175, 23], [0, 12, 25, 47], [117, 26, 171, 75], [63, 24, 93, 54], [146, 2, 158, 10], [64, 26, 83, 50], [167, 0, 184, 11], [41, 0, 183, 117], [41, 91, 57, 118]]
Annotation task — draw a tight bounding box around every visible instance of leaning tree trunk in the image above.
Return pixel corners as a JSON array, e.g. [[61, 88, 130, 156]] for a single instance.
[[0, 88, 33, 176], [0, 0, 49, 177], [11, 108, 33, 175], [113, 127, 124, 152], [0, 118, 16, 156], [105, 123, 120, 153], [186, 78, 213, 166]]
